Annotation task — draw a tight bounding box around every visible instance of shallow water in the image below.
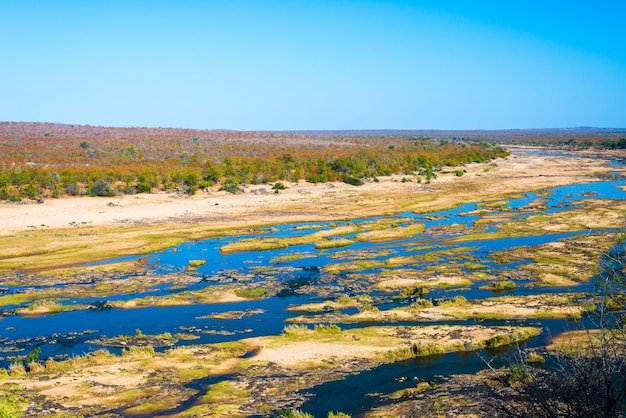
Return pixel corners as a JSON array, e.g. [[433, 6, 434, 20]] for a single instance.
[[1, 150, 625, 414]]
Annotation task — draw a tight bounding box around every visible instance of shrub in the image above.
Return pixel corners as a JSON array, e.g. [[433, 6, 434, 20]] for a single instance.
[[89, 179, 115, 197], [398, 286, 429, 298], [342, 175, 364, 186], [65, 182, 81, 196], [272, 182, 287, 191], [219, 179, 241, 194], [493, 281, 516, 291], [136, 181, 152, 193]]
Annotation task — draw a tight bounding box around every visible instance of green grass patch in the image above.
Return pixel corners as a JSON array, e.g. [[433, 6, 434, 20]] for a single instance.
[[271, 254, 308, 262], [315, 238, 355, 250], [188, 259, 206, 267], [355, 223, 425, 242], [233, 287, 270, 299], [200, 380, 250, 404], [314, 324, 341, 334], [463, 262, 488, 270]]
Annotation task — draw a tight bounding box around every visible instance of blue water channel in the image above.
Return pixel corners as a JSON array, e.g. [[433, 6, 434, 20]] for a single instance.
[[1, 151, 625, 415]]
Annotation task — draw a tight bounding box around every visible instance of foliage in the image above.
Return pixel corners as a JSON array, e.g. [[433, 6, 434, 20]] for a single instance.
[[219, 179, 241, 194], [492, 281, 516, 291], [0, 389, 24, 418], [272, 182, 287, 191], [0, 122, 509, 200], [23, 347, 41, 365], [89, 179, 115, 197], [341, 175, 364, 186]]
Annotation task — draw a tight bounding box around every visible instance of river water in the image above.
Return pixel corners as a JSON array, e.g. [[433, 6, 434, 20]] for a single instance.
[[1, 151, 625, 415]]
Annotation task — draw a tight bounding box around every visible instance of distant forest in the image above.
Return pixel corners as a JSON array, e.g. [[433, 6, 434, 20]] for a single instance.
[[1, 123, 622, 201]]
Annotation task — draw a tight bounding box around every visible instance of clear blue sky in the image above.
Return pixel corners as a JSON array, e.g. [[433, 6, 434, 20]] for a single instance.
[[1, 1, 625, 130]]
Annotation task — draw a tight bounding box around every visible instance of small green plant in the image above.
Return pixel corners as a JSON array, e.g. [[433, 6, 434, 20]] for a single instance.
[[23, 347, 41, 365], [508, 364, 529, 383]]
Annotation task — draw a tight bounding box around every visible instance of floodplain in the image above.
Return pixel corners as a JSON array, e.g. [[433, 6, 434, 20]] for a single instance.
[[0, 134, 625, 416]]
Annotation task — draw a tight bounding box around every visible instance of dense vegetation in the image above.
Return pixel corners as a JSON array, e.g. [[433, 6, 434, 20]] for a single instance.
[[0, 122, 508, 200]]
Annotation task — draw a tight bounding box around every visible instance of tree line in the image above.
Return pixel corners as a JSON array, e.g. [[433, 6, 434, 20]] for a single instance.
[[0, 123, 508, 200]]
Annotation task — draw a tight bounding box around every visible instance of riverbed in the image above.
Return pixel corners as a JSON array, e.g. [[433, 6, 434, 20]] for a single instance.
[[1, 149, 625, 416]]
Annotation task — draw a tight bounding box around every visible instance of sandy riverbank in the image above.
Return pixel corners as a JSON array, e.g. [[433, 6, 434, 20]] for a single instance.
[[0, 147, 619, 236]]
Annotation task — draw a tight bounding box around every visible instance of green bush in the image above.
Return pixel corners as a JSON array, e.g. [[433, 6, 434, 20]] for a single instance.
[[219, 179, 241, 194], [136, 181, 152, 193], [89, 179, 115, 197], [493, 281, 516, 291], [272, 182, 287, 191], [342, 175, 364, 186]]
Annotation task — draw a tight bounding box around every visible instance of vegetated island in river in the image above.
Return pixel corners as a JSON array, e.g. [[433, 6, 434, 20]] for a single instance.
[[0, 123, 625, 417]]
